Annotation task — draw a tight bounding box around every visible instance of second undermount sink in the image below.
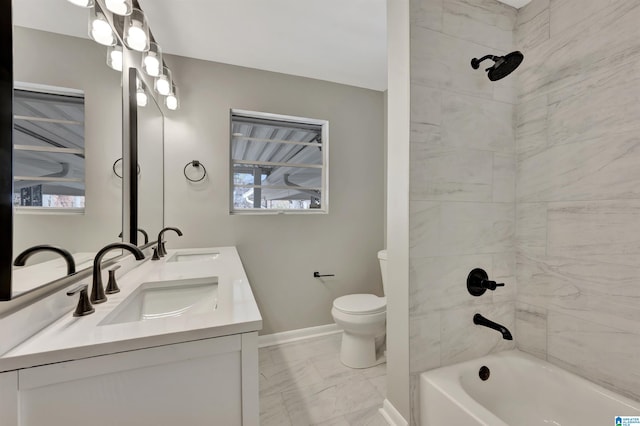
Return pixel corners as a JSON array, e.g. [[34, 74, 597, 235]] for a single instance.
[[99, 276, 218, 326], [166, 251, 220, 263]]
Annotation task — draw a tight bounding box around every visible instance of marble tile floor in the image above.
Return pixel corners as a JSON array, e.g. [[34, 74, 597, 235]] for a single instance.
[[259, 333, 388, 426]]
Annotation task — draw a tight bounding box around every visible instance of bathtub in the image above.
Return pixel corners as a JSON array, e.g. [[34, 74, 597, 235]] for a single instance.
[[420, 350, 640, 426]]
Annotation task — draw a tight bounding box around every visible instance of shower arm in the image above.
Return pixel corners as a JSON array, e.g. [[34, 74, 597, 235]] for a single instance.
[[471, 55, 500, 69]]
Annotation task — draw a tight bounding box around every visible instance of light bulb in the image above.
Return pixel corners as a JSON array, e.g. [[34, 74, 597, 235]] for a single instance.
[[66, 0, 94, 7], [90, 16, 116, 46], [166, 94, 178, 110], [165, 84, 180, 111], [137, 90, 148, 107], [105, 0, 132, 15], [126, 25, 147, 51], [155, 77, 170, 95], [124, 9, 149, 52], [107, 46, 123, 71], [143, 55, 160, 77]]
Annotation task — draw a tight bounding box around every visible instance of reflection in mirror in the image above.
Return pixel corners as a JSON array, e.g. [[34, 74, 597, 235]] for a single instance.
[[9, 23, 123, 298], [134, 70, 164, 241]]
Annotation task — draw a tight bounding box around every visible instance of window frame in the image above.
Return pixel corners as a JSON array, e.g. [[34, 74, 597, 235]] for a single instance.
[[229, 109, 329, 215]]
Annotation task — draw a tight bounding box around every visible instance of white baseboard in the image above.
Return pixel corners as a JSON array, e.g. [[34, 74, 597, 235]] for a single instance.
[[379, 399, 408, 426], [258, 323, 341, 348]]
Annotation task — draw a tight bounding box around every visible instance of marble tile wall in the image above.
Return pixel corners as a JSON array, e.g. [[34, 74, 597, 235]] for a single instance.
[[515, 0, 640, 402], [409, 0, 517, 424]]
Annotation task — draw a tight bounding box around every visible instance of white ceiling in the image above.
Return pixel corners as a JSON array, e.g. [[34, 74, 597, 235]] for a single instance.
[[13, 0, 388, 91]]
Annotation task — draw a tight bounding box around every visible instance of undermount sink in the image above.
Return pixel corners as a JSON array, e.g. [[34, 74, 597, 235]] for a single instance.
[[167, 251, 220, 263], [100, 276, 218, 326]]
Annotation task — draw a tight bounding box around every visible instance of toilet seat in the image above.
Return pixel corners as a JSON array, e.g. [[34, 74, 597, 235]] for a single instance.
[[333, 294, 386, 315]]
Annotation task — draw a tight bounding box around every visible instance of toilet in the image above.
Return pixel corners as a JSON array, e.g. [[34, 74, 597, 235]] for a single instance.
[[331, 249, 387, 368]]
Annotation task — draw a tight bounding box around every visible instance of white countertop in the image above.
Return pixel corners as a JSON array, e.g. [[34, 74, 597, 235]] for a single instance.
[[0, 247, 262, 372]]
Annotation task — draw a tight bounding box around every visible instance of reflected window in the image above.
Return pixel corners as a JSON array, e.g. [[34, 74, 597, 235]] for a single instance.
[[230, 109, 328, 214], [13, 84, 85, 211]]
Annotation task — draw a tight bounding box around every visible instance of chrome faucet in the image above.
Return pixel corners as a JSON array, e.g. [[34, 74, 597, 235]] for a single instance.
[[118, 228, 149, 245], [473, 313, 513, 340], [14, 245, 76, 275], [156, 227, 183, 257], [91, 242, 145, 304]]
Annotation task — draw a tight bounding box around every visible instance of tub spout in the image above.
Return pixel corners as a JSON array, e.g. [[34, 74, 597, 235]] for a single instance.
[[473, 313, 513, 340]]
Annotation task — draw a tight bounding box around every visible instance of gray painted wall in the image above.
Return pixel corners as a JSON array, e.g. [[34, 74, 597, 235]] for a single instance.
[[515, 0, 640, 401], [408, 0, 516, 423], [162, 53, 385, 335]]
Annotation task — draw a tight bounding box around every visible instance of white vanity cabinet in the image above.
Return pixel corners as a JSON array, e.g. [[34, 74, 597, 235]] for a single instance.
[[4, 332, 258, 426]]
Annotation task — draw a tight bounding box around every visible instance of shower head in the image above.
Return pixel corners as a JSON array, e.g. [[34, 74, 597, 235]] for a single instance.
[[471, 51, 523, 81]]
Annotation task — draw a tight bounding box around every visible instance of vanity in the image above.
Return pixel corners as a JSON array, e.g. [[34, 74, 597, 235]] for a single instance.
[[0, 247, 262, 426]]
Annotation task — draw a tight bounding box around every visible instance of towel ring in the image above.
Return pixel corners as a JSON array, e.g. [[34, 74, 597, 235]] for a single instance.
[[113, 158, 140, 179], [184, 160, 207, 182]]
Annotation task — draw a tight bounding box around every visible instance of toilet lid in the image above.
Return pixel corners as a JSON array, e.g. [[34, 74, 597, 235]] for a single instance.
[[333, 294, 386, 315]]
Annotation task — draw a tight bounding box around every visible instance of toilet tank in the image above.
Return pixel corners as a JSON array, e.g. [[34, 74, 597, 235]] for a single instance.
[[377, 250, 387, 295]]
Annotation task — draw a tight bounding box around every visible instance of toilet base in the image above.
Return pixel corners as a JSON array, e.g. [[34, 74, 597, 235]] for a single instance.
[[339, 331, 386, 369]]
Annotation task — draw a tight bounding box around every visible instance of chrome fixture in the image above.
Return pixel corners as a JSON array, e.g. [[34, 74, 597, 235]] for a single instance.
[[471, 51, 523, 81], [66, 0, 181, 109], [88, 4, 117, 46], [91, 242, 144, 304], [135, 77, 148, 107], [165, 83, 179, 111], [106, 43, 123, 71], [124, 8, 149, 52], [104, 0, 132, 16], [66, 0, 94, 7], [154, 65, 173, 96], [67, 284, 95, 317], [473, 313, 513, 340], [157, 227, 183, 257], [142, 41, 162, 77], [467, 268, 504, 296], [14, 245, 76, 276]]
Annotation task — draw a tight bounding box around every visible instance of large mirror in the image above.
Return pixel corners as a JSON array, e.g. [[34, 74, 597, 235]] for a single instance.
[[1, 0, 167, 300], [8, 2, 123, 298]]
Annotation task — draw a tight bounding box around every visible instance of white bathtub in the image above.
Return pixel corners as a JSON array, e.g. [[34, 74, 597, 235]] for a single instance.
[[420, 350, 640, 426]]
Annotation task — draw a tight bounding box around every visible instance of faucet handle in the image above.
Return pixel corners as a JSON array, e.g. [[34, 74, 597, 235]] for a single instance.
[[105, 265, 121, 294], [67, 284, 95, 317], [152, 247, 161, 261], [467, 268, 506, 296]]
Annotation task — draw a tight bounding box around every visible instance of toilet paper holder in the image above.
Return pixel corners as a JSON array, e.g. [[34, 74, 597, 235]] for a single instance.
[[313, 272, 335, 278]]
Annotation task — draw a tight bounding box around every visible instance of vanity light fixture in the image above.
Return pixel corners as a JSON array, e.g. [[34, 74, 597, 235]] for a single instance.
[[165, 84, 179, 110], [106, 44, 123, 71], [142, 42, 163, 77], [104, 0, 132, 16], [66, 0, 94, 7], [124, 8, 150, 52], [88, 5, 117, 46], [136, 79, 148, 107], [154, 66, 173, 96]]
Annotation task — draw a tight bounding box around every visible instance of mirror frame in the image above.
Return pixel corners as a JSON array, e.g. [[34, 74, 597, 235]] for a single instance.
[[0, 1, 13, 301]]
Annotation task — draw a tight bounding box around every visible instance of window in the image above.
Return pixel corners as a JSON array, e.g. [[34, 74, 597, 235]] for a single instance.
[[13, 84, 85, 211], [230, 110, 328, 214]]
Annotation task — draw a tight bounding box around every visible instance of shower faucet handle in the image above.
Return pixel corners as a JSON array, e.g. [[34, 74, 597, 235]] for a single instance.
[[467, 268, 505, 296]]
